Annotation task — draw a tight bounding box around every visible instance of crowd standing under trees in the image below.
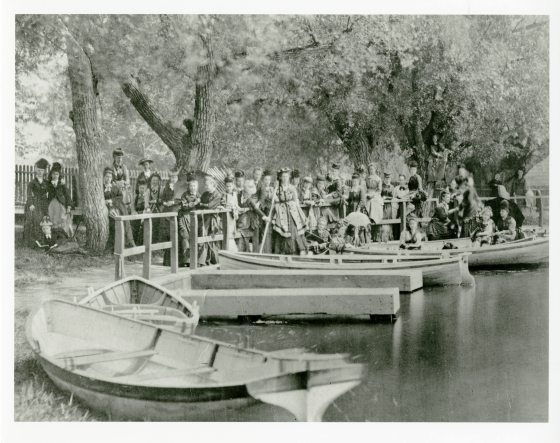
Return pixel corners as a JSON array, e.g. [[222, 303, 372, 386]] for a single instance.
[[16, 15, 548, 252], [23, 147, 532, 263]]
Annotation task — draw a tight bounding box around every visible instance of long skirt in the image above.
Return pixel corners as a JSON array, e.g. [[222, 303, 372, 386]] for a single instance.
[[48, 199, 73, 238], [425, 220, 449, 241], [197, 215, 221, 266], [460, 218, 479, 238], [178, 212, 193, 266], [272, 220, 307, 255], [23, 199, 50, 248]]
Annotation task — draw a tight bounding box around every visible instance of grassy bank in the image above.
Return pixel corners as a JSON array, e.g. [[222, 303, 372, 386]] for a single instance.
[[14, 238, 112, 421]]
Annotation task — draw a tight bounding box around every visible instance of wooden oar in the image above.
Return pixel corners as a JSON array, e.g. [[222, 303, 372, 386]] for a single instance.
[[258, 185, 278, 254]]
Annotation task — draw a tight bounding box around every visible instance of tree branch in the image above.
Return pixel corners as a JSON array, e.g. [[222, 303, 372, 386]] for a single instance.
[[121, 75, 188, 160]]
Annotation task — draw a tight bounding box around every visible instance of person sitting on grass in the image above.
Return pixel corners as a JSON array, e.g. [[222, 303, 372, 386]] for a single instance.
[[495, 200, 517, 243], [472, 206, 495, 247], [399, 215, 423, 250]]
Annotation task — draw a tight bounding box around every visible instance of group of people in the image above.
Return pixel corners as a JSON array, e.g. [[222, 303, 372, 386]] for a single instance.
[[22, 150, 527, 260]]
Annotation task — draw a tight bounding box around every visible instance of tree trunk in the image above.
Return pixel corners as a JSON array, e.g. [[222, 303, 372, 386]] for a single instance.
[[66, 34, 109, 252], [189, 62, 214, 171]]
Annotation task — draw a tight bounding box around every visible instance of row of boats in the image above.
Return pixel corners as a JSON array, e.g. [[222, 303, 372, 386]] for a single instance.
[[27, 234, 548, 421]]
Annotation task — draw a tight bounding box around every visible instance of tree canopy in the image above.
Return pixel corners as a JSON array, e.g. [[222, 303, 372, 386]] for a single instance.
[[16, 14, 548, 182]]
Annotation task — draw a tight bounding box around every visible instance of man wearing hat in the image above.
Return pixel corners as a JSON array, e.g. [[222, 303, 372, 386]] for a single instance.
[[495, 200, 518, 243], [136, 158, 154, 194], [111, 148, 132, 211], [23, 158, 51, 247], [160, 169, 182, 266], [509, 168, 527, 207], [327, 163, 347, 219], [177, 173, 201, 266], [291, 169, 301, 190]]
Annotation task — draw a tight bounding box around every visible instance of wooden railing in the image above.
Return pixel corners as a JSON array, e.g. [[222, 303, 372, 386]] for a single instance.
[[113, 212, 178, 280]]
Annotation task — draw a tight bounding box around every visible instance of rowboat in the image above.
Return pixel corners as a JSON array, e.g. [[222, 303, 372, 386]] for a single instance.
[[27, 299, 365, 421], [79, 276, 199, 334], [218, 251, 474, 287], [344, 236, 549, 268]]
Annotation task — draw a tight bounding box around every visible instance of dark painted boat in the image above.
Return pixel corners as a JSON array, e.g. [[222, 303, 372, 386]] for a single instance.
[[345, 235, 549, 268], [218, 251, 474, 286], [80, 276, 199, 334], [27, 299, 365, 421]]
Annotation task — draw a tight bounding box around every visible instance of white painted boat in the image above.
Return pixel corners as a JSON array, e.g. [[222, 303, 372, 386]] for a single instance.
[[27, 299, 365, 422], [345, 236, 549, 268], [80, 276, 199, 334], [218, 251, 474, 287]]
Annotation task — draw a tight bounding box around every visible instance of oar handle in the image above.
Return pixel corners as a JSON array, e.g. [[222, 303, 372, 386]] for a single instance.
[[258, 185, 279, 254]]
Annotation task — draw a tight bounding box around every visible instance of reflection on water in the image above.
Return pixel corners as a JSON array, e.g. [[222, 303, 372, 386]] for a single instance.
[[15, 268, 548, 422], [199, 268, 548, 422]]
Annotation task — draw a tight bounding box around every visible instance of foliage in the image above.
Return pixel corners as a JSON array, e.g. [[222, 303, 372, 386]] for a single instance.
[[15, 15, 548, 180]]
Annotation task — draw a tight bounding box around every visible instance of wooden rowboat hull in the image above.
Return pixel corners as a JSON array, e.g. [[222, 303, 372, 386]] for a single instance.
[[27, 300, 364, 422], [218, 251, 474, 287], [346, 237, 549, 268]]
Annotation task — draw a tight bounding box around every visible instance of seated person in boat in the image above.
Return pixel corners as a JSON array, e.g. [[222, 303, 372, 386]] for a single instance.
[[177, 174, 201, 266], [311, 175, 337, 227], [328, 220, 352, 254], [494, 200, 517, 243], [272, 168, 308, 255], [425, 190, 458, 240], [471, 206, 495, 246], [237, 179, 270, 252], [305, 216, 331, 254], [399, 214, 423, 250]]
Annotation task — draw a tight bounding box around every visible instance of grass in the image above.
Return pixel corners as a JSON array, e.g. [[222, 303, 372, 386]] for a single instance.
[[14, 232, 112, 421]]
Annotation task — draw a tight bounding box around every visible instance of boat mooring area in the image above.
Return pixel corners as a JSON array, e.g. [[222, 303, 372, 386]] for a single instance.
[[14, 259, 548, 422]]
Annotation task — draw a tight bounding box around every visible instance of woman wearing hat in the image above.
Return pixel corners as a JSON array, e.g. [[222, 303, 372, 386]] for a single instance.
[[347, 172, 366, 214], [23, 158, 51, 247], [47, 162, 73, 238], [495, 200, 518, 243], [237, 179, 270, 252], [177, 174, 201, 267], [103, 167, 135, 251], [272, 168, 308, 255], [364, 163, 383, 241], [111, 148, 132, 211]]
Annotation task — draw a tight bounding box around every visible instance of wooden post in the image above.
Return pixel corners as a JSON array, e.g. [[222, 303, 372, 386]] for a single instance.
[[189, 212, 199, 269], [400, 201, 406, 233], [170, 215, 179, 274], [221, 211, 230, 251], [536, 189, 543, 227], [114, 219, 125, 280], [143, 217, 153, 279]]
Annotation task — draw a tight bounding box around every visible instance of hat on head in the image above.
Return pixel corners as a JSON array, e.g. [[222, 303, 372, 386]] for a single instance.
[[35, 158, 50, 170], [112, 148, 124, 157], [103, 167, 114, 177], [384, 172, 391, 178], [234, 170, 245, 178], [351, 172, 360, 179], [409, 160, 418, 168], [224, 175, 234, 184], [263, 169, 272, 177], [168, 168, 179, 177], [499, 200, 510, 212], [368, 162, 376, 168], [277, 167, 291, 174], [291, 169, 301, 179], [356, 164, 366, 173], [302, 176, 313, 183], [185, 173, 196, 183], [51, 162, 62, 172], [331, 163, 340, 170], [138, 158, 153, 166], [407, 213, 418, 222]]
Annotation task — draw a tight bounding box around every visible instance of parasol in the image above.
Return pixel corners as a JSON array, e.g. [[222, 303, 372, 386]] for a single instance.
[[344, 211, 371, 227]]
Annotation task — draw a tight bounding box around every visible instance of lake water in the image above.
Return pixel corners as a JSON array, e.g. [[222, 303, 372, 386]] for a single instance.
[[16, 267, 548, 422], [198, 267, 549, 422]]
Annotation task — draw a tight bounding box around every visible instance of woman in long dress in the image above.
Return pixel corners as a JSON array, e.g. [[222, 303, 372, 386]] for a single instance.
[[237, 179, 270, 252], [47, 162, 73, 238], [145, 173, 163, 243], [347, 173, 366, 214], [299, 176, 317, 231], [272, 168, 308, 255], [111, 148, 132, 212], [23, 158, 51, 248], [458, 187, 482, 238], [364, 164, 384, 241], [425, 190, 458, 240]]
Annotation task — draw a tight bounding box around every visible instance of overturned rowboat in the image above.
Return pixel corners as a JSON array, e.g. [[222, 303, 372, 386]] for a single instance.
[[27, 299, 365, 421], [218, 251, 474, 286], [345, 236, 549, 268], [80, 276, 199, 334]]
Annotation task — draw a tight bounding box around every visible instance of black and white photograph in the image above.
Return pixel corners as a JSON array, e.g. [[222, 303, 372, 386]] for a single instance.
[[2, 1, 559, 442]]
